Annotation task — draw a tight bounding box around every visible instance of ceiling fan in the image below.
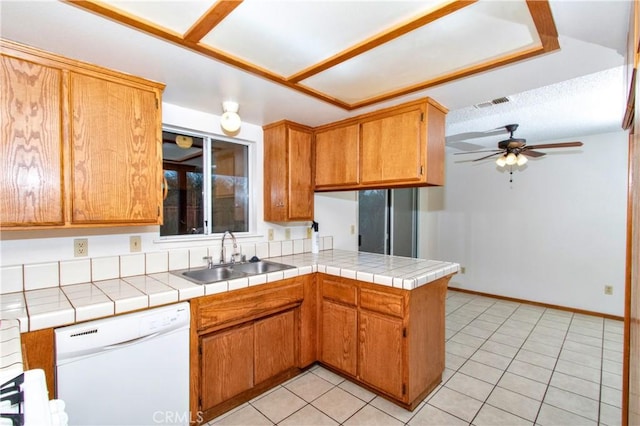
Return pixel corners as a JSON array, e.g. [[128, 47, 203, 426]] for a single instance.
[[454, 124, 583, 167]]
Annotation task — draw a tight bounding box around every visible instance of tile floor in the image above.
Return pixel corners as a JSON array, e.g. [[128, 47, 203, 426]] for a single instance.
[[209, 290, 623, 426]]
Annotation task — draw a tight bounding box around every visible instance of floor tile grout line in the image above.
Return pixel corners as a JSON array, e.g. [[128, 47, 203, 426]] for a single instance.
[[533, 311, 607, 424], [530, 307, 574, 425], [598, 316, 606, 425], [468, 303, 554, 425]]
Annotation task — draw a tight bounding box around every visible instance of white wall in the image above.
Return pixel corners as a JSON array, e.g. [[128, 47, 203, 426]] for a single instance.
[[425, 131, 628, 316], [314, 131, 628, 316], [314, 191, 359, 252]]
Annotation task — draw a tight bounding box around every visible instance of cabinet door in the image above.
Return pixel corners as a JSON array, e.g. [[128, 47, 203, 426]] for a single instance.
[[70, 72, 160, 224], [263, 124, 287, 221], [200, 324, 254, 410], [359, 310, 404, 399], [315, 124, 359, 189], [1, 55, 64, 226], [321, 300, 357, 376], [254, 310, 296, 384], [360, 109, 423, 185], [287, 127, 313, 220]]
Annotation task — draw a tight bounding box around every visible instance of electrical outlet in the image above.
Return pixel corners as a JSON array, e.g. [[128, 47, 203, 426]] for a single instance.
[[307, 227, 312, 239], [285, 228, 291, 240], [130, 236, 142, 252], [460, 266, 466, 274], [604, 285, 613, 295], [268, 228, 274, 241], [74, 238, 88, 257], [350, 225, 355, 235]]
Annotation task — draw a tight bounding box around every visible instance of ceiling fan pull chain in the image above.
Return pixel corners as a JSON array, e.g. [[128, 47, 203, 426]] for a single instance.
[[509, 166, 513, 183]]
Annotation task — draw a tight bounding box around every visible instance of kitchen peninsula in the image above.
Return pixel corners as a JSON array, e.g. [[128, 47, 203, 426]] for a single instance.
[[0, 247, 459, 424]]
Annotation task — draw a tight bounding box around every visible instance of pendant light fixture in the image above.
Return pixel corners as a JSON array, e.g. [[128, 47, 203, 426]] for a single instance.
[[220, 101, 241, 134]]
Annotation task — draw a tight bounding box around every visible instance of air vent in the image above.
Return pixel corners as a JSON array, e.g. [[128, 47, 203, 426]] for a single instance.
[[474, 97, 510, 109], [70, 328, 98, 337]]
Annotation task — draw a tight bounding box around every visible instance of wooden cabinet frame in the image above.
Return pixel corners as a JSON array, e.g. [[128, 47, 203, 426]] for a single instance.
[[190, 275, 316, 422], [318, 273, 450, 410], [1, 39, 164, 230], [313, 97, 447, 192]]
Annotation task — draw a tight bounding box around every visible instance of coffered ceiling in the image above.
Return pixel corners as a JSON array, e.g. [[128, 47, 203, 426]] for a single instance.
[[65, 0, 558, 110], [0, 0, 630, 143]]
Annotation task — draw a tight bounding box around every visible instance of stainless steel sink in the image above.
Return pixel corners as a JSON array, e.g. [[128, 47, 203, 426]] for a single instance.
[[233, 260, 295, 275], [181, 266, 244, 283], [173, 260, 295, 285]]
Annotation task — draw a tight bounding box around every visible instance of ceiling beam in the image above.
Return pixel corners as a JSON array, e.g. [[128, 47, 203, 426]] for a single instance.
[[183, 0, 243, 43], [287, 0, 477, 83], [62, 0, 560, 112]]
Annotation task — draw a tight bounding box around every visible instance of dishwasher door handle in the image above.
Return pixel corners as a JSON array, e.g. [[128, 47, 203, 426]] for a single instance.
[[102, 331, 162, 351]]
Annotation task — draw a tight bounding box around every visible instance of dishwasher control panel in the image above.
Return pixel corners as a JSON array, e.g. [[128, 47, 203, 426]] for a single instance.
[[140, 304, 189, 334]]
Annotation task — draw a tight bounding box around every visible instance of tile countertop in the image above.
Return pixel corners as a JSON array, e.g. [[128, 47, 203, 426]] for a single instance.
[[0, 250, 459, 333]]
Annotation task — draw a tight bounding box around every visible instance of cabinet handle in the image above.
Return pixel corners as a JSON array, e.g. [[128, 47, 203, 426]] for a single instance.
[[162, 176, 168, 200]]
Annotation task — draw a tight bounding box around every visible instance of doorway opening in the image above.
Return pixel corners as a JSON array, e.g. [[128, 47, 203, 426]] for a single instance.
[[358, 188, 418, 257]]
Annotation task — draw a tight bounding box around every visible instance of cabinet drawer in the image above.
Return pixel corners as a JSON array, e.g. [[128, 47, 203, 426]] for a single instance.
[[360, 288, 404, 318], [322, 278, 357, 306], [197, 281, 304, 331]]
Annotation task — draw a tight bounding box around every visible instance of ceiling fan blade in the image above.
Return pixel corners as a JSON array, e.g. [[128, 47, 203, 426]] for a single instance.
[[472, 152, 503, 162], [447, 141, 487, 151], [453, 149, 503, 155], [445, 127, 508, 143], [524, 141, 583, 150], [521, 150, 546, 158]]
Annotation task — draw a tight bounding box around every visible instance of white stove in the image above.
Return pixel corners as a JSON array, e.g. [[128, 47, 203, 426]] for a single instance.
[[0, 320, 67, 426]]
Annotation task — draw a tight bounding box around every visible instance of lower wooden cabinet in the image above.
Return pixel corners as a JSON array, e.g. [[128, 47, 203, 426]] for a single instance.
[[318, 273, 450, 410], [190, 271, 451, 422], [200, 323, 254, 409], [358, 310, 404, 399], [190, 276, 314, 423], [320, 299, 357, 376], [254, 310, 296, 384]]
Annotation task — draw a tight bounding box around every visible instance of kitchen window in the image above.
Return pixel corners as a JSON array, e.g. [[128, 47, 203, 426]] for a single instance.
[[161, 129, 249, 237]]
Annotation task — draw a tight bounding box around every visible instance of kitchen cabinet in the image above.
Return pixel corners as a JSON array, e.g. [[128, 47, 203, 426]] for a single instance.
[[190, 275, 313, 422], [254, 310, 296, 384], [318, 273, 450, 410], [263, 120, 314, 222], [0, 39, 164, 229], [320, 276, 358, 376], [314, 123, 359, 188], [200, 323, 254, 410], [313, 97, 447, 191]]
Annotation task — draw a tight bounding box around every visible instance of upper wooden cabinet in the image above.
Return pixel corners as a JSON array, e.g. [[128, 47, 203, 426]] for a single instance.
[[0, 39, 164, 229], [263, 120, 314, 222], [314, 98, 447, 191], [314, 123, 359, 188]]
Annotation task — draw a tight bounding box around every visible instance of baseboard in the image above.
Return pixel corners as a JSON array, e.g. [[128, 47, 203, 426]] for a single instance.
[[448, 287, 624, 321]]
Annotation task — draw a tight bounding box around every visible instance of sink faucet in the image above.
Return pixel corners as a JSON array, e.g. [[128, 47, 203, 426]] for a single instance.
[[220, 230, 239, 264], [202, 256, 214, 269]]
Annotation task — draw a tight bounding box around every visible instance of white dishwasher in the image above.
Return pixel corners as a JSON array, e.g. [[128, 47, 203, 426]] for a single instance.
[[55, 303, 190, 426]]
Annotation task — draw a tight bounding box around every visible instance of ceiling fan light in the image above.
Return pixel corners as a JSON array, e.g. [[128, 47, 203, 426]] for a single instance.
[[496, 155, 507, 167], [505, 152, 517, 165], [221, 101, 241, 133], [516, 154, 528, 166]]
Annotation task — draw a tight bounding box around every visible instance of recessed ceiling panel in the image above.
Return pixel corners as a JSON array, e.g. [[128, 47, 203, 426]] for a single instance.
[[199, 0, 448, 77], [64, 0, 559, 110], [301, 1, 540, 104], [103, 0, 214, 34]]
